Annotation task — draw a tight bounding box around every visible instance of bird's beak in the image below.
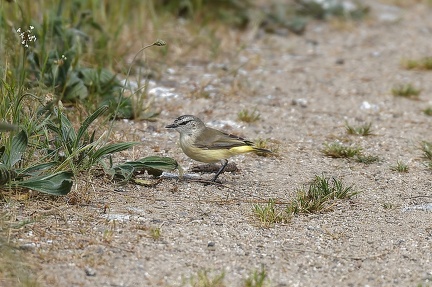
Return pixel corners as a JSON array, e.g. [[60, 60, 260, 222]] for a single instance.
[[165, 123, 177, 129]]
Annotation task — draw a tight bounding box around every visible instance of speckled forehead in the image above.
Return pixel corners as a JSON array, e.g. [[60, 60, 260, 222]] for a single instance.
[[175, 115, 194, 124]]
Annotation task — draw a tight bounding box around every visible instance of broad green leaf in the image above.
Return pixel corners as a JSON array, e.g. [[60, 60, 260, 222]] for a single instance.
[[16, 171, 73, 195], [110, 156, 179, 181], [75, 105, 109, 147], [58, 110, 76, 150], [135, 156, 179, 171], [100, 95, 133, 119], [3, 131, 28, 167], [64, 76, 89, 101], [79, 67, 120, 89], [109, 164, 135, 183]]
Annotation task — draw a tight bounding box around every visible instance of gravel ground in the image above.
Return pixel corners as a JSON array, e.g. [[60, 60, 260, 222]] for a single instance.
[[3, 1, 432, 286]]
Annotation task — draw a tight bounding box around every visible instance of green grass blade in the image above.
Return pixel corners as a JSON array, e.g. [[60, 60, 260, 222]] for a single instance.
[[15, 171, 73, 195], [90, 142, 139, 163], [75, 105, 109, 147]]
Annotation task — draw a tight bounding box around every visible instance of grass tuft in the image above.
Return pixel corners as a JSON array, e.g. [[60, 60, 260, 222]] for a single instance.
[[383, 203, 395, 210], [391, 84, 421, 98], [401, 57, 432, 70], [322, 142, 362, 158], [252, 176, 357, 225], [189, 270, 226, 287], [390, 161, 409, 173], [287, 175, 357, 215], [423, 107, 432, 116], [421, 141, 432, 169], [238, 108, 260, 123], [150, 227, 162, 240], [252, 199, 290, 227], [355, 154, 379, 164], [244, 267, 267, 287], [345, 122, 373, 136]]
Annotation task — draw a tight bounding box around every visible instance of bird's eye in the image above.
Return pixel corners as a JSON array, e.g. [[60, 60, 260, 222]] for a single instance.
[[177, 120, 192, 126]]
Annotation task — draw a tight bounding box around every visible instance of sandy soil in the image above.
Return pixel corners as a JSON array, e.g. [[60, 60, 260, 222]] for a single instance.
[[3, 1, 432, 286]]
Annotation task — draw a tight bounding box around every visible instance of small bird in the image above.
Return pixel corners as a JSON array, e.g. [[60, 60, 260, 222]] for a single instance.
[[166, 115, 271, 182]]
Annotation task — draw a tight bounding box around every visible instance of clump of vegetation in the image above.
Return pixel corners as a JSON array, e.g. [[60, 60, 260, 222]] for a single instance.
[[420, 141, 432, 169], [391, 84, 421, 98], [345, 122, 373, 136], [322, 142, 362, 158], [322, 142, 379, 164], [253, 175, 357, 226], [355, 154, 379, 164], [287, 175, 356, 215], [296, 0, 370, 20], [401, 57, 432, 70], [244, 267, 268, 287], [423, 107, 432, 116], [253, 199, 290, 227], [0, 1, 176, 198], [153, 0, 370, 40], [390, 161, 409, 173], [383, 203, 395, 210], [189, 270, 226, 287], [149, 227, 162, 240], [238, 108, 260, 123]]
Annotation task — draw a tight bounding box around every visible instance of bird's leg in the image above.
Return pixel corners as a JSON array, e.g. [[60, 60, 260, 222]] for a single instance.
[[212, 159, 228, 182]]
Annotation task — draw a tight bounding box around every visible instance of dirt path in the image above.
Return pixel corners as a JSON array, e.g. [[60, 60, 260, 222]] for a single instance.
[[5, 2, 432, 286]]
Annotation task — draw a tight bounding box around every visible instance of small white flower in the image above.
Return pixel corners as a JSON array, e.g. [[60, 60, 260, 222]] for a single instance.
[[16, 25, 37, 48]]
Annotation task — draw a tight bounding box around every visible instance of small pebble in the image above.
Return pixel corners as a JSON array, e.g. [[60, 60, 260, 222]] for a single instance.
[[85, 266, 96, 277], [292, 98, 308, 108], [207, 241, 216, 251]]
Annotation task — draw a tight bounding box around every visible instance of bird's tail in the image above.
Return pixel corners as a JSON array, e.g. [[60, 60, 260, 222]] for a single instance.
[[253, 147, 272, 154]]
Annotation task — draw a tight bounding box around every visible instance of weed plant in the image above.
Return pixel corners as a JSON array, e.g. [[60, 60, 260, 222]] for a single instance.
[[253, 175, 356, 226], [390, 161, 409, 173], [355, 154, 379, 164], [287, 175, 356, 215], [424, 107, 432, 116], [402, 57, 432, 70], [421, 141, 432, 169], [0, 3, 174, 196], [391, 84, 421, 98], [189, 270, 226, 287], [238, 108, 260, 123], [244, 267, 267, 287], [322, 142, 362, 158], [253, 199, 289, 227], [345, 122, 373, 136]]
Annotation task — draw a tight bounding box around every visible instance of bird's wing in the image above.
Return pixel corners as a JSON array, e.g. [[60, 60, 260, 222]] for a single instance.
[[194, 128, 253, 150]]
